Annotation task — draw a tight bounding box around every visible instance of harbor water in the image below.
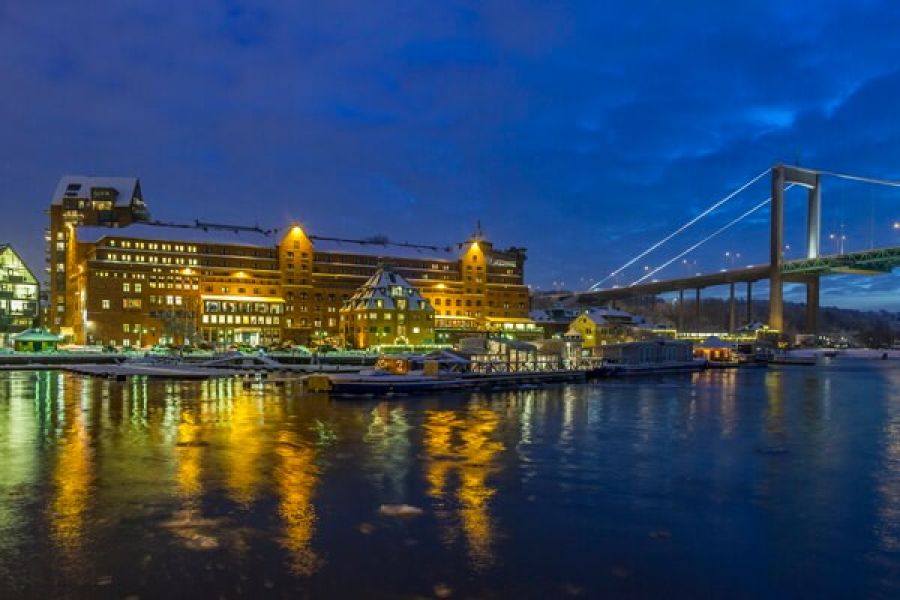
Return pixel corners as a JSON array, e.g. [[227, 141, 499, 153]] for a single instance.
[[1, 360, 899, 598]]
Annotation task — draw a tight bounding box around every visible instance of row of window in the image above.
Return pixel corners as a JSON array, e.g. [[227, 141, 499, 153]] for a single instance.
[[201, 314, 281, 326]]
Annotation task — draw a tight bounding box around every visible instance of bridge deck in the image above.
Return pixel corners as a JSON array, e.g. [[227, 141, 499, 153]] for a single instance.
[[583, 246, 900, 301]]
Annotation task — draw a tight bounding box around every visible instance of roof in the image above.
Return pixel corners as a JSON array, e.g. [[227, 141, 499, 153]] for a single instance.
[[13, 329, 61, 342], [77, 222, 278, 246], [343, 265, 433, 311], [697, 336, 731, 349], [310, 236, 457, 261], [52, 175, 141, 207], [0, 244, 39, 284]]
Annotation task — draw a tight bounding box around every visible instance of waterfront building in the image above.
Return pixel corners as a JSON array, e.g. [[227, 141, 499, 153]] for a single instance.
[[46, 176, 150, 333], [49, 176, 534, 348], [0, 244, 40, 346], [594, 339, 694, 364], [566, 307, 643, 348], [12, 328, 60, 352], [340, 265, 435, 348]]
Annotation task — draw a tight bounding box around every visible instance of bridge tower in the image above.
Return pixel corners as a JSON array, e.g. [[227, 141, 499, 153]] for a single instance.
[[769, 165, 821, 333]]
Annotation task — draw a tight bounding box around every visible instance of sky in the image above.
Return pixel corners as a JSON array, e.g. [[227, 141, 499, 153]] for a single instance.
[[2, 0, 900, 310]]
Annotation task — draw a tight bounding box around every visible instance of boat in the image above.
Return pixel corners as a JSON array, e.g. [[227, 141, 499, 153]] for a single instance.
[[317, 351, 586, 395]]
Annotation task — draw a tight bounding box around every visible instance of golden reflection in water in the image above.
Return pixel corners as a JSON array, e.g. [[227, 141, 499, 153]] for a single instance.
[[424, 406, 503, 570], [224, 395, 265, 506], [176, 407, 203, 499], [275, 430, 319, 575], [50, 381, 93, 566]]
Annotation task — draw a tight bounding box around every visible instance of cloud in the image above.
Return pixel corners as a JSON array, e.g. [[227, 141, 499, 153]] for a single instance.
[[0, 0, 899, 308]]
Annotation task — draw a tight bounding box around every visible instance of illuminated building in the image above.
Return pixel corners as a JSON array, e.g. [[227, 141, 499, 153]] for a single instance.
[[0, 244, 40, 346], [565, 307, 644, 348], [341, 265, 435, 348], [46, 176, 149, 336], [48, 176, 534, 347]]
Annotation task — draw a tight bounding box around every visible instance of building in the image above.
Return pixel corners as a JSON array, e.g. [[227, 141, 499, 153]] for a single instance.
[[0, 244, 40, 346], [595, 340, 694, 364], [46, 176, 150, 335], [341, 265, 435, 348], [49, 177, 533, 348], [566, 307, 644, 348]]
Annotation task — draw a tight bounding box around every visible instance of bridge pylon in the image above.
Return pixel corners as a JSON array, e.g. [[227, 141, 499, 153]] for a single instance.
[[769, 164, 822, 332]]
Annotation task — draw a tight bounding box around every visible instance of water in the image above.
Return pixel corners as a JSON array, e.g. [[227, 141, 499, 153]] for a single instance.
[[1, 361, 899, 598]]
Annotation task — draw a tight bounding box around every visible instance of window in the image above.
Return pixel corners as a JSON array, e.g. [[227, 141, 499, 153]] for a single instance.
[[122, 283, 130, 293], [101, 299, 110, 310]]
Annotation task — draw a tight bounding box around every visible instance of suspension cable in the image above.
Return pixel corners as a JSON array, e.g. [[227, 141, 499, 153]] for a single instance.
[[628, 184, 796, 286], [820, 170, 900, 188], [589, 168, 770, 290]]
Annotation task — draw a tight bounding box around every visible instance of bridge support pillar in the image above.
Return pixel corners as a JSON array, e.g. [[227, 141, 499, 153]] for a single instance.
[[729, 283, 736, 334], [806, 276, 819, 335], [677, 289, 684, 332], [769, 166, 785, 331], [695, 288, 702, 332], [747, 281, 753, 325], [807, 174, 821, 259]]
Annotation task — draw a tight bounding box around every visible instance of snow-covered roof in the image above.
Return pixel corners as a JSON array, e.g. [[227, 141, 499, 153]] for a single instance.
[[77, 222, 278, 246], [311, 237, 456, 262], [52, 175, 142, 207], [343, 266, 433, 312]]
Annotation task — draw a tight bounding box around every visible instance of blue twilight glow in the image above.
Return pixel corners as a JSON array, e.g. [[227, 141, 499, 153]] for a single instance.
[[1, 1, 900, 309]]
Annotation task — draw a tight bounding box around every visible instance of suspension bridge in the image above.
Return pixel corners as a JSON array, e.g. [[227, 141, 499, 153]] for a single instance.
[[575, 164, 900, 334]]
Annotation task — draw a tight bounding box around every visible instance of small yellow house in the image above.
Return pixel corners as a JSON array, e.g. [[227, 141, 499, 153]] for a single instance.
[[566, 308, 639, 349]]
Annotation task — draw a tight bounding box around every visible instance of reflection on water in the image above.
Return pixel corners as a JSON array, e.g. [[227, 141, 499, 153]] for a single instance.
[[364, 403, 411, 499], [424, 404, 503, 569], [0, 363, 899, 598], [276, 430, 319, 575], [49, 378, 93, 573]]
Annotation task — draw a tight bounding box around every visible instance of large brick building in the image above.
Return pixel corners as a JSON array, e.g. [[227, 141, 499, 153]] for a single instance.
[[48, 176, 535, 348]]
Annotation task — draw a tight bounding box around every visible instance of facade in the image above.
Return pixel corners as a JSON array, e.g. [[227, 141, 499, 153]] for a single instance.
[[595, 340, 694, 364], [0, 245, 40, 346], [49, 177, 533, 348], [566, 307, 643, 348], [46, 176, 150, 335], [340, 265, 435, 348]]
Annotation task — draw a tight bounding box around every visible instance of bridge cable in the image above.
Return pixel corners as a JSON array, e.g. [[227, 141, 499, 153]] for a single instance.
[[589, 168, 770, 290], [628, 184, 796, 286], [819, 170, 900, 188]]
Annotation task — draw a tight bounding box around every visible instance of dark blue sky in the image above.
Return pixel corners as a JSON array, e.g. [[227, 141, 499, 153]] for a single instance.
[[3, 1, 900, 309]]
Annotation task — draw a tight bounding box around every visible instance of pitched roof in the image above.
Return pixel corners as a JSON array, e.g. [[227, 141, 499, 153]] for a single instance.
[[52, 175, 142, 207], [76, 222, 278, 246], [343, 265, 433, 311], [310, 236, 456, 262]]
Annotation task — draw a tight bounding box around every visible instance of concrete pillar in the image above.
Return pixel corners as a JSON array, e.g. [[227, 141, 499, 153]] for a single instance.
[[769, 166, 785, 331], [729, 282, 736, 334], [807, 174, 821, 259], [806, 276, 819, 335], [747, 281, 753, 325], [677, 289, 684, 332], [695, 288, 702, 332]]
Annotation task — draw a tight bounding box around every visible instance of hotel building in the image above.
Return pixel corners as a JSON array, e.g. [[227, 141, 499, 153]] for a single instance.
[[48, 176, 534, 348]]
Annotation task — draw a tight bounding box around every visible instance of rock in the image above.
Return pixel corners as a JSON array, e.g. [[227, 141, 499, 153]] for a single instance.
[[378, 504, 424, 517]]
